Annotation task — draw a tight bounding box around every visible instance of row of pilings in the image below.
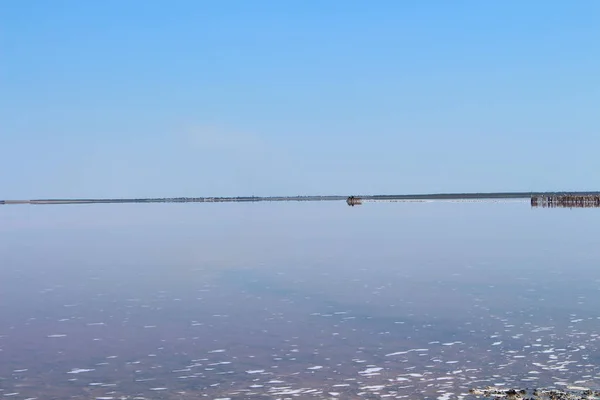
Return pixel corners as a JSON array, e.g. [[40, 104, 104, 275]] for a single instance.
[[531, 194, 600, 208]]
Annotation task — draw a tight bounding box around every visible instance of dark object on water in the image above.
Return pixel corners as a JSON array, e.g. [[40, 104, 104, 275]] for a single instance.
[[346, 196, 362, 206]]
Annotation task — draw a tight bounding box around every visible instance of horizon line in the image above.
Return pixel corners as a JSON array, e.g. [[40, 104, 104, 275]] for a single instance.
[[3, 191, 600, 205]]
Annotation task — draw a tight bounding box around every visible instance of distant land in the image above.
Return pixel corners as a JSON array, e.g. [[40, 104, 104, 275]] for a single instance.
[[2, 191, 600, 206]]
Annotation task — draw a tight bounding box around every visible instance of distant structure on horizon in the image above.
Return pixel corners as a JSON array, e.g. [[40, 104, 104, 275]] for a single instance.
[[530, 194, 600, 208]]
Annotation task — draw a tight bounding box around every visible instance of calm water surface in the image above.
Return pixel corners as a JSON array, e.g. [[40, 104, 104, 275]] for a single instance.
[[1, 202, 599, 399]]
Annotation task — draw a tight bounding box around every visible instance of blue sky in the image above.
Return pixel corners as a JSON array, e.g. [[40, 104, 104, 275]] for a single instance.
[[1, 1, 599, 198]]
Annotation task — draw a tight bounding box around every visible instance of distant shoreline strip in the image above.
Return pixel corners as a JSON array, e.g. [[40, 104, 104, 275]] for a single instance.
[[2, 192, 600, 205]]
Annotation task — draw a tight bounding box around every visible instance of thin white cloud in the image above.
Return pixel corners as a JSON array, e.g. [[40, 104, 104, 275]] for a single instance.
[[182, 125, 267, 156]]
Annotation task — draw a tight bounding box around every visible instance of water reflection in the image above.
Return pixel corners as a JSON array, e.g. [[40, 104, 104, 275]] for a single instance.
[[0, 202, 599, 399]]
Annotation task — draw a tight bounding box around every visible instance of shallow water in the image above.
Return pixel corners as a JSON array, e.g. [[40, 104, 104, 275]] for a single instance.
[[1, 202, 600, 399]]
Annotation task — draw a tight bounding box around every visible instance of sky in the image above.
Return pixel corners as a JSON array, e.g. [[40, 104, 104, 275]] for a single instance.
[[1, 0, 599, 199]]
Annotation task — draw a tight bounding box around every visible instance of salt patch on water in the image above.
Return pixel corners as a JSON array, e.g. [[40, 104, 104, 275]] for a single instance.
[[386, 348, 429, 356], [270, 388, 306, 395], [67, 368, 95, 374], [541, 348, 555, 353], [568, 386, 590, 390], [359, 367, 383, 374], [532, 326, 554, 332], [361, 385, 385, 391]]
